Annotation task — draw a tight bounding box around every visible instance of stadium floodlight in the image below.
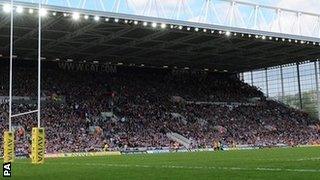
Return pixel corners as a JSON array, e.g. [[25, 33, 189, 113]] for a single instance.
[[160, 23, 166, 29], [72, 12, 80, 21], [203, 29, 207, 32], [194, 28, 199, 32], [295, 40, 298, 43], [282, 38, 285, 42], [94, 16, 99, 21], [16, 6, 23, 14], [143, 22, 148, 26], [133, 21, 138, 25], [3, 4, 11, 13], [275, 38, 278, 41], [288, 39, 292, 42], [105, 18, 109, 22], [262, 36, 266, 40], [39, 8, 47, 17], [269, 37, 272, 40], [29, 8, 34, 14], [114, 18, 119, 23], [225, 31, 231, 36], [234, 33, 237, 36], [151, 22, 157, 28], [84, 15, 89, 20]]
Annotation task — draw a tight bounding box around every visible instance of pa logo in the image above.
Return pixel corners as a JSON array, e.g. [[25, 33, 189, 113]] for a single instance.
[[3, 162, 11, 177]]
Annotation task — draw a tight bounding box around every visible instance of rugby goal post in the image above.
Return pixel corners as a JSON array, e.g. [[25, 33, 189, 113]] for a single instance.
[[3, 0, 45, 164]]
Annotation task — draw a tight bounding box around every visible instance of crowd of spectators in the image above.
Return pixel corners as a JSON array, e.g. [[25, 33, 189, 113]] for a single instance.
[[0, 64, 319, 155]]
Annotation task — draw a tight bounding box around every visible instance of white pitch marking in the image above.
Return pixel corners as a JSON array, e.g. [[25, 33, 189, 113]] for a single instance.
[[16, 162, 320, 173]]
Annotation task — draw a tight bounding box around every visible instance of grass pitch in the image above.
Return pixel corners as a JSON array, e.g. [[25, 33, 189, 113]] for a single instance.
[[11, 147, 320, 180]]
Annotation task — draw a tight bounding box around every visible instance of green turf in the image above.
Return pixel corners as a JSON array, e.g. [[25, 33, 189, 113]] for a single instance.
[[10, 147, 320, 180]]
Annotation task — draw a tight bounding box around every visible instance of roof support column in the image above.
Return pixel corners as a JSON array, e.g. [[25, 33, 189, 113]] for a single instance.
[[280, 65, 284, 101], [250, 71, 254, 86], [265, 68, 269, 97], [315, 61, 320, 120], [296, 63, 303, 110]]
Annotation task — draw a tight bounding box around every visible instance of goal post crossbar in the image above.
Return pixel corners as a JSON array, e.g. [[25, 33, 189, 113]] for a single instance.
[[11, 110, 39, 118]]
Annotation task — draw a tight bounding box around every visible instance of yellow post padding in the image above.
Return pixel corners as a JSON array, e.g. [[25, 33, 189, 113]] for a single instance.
[[32, 127, 45, 164], [3, 131, 14, 163]]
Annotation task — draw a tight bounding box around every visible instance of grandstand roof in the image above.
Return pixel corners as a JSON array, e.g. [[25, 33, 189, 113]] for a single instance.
[[0, 1, 320, 72]]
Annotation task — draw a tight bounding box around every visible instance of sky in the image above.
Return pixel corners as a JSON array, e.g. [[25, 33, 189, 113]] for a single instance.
[[247, 0, 320, 13], [21, 0, 320, 14], [16, 0, 320, 37]]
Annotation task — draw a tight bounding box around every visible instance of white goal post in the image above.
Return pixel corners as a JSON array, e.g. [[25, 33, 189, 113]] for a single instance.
[[4, 0, 43, 163]]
